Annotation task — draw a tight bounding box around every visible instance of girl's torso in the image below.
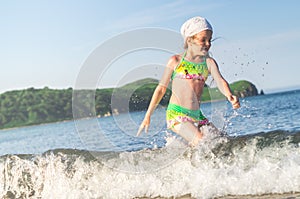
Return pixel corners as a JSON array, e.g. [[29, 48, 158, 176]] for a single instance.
[[169, 52, 209, 110]]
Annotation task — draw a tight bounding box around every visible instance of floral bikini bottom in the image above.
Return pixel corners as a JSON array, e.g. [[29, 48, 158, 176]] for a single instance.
[[166, 103, 209, 129]]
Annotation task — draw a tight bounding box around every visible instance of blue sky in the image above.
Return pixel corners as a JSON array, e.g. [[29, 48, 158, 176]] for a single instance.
[[1, 0, 300, 94]]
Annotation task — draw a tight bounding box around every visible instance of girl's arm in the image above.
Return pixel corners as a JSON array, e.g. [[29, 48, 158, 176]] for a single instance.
[[207, 57, 240, 109], [137, 56, 178, 136]]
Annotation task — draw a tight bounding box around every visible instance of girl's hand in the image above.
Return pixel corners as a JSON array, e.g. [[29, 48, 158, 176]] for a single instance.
[[136, 116, 150, 136], [227, 95, 240, 109]]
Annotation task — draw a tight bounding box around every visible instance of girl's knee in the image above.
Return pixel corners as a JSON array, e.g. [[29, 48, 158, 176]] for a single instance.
[[189, 131, 203, 147], [172, 122, 204, 146]]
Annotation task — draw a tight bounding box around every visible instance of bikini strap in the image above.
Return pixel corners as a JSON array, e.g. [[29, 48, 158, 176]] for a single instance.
[[181, 51, 187, 62], [171, 51, 188, 80], [174, 51, 186, 70]]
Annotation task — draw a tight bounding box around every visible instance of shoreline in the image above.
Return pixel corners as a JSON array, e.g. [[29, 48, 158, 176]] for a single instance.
[[0, 94, 267, 131], [0, 98, 240, 131], [135, 192, 300, 199]]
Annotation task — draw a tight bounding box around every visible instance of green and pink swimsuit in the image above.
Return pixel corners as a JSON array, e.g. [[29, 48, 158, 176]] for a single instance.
[[166, 52, 210, 129]]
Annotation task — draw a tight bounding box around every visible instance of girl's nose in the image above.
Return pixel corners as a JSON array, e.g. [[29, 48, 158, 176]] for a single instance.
[[206, 41, 211, 46]]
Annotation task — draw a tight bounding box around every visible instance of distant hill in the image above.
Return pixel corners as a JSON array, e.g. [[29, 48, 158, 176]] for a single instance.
[[0, 78, 259, 129], [121, 78, 258, 102], [202, 80, 259, 101]]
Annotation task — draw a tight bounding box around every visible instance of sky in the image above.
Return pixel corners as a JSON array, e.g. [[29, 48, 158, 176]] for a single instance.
[[1, 0, 300, 94]]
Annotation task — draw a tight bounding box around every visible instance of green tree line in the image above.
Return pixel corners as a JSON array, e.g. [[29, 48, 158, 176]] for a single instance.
[[0, 78, 258, 129]]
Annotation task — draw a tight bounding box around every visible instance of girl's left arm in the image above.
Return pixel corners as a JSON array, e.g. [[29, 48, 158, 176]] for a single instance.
[[207, 57, 240, 109]]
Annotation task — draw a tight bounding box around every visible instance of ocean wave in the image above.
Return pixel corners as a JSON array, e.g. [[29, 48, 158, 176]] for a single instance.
[[0, 130, 299, 199]]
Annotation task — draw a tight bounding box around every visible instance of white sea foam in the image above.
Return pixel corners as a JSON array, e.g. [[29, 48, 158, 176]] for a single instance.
[[0, 132, 300, 199]]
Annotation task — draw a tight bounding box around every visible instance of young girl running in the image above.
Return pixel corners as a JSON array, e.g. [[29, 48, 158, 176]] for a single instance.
[[137, 16, 240, 146]]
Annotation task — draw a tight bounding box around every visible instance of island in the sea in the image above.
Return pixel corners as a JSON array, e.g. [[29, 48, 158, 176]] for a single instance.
[[0, 78, 260, 129]]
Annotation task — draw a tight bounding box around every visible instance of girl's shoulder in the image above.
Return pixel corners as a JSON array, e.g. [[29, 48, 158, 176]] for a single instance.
[[205, 56, 216, 63], [205, 57, 219, 72], [167, 54, 183, 69]]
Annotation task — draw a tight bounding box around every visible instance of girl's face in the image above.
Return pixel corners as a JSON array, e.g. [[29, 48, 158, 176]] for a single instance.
[[187, 30, 212, 56]]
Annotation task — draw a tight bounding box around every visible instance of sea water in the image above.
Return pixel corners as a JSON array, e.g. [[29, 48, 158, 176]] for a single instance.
[[0, 90, 300, 198]]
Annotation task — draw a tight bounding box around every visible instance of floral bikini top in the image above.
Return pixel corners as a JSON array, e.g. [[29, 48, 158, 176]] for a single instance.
[[171, 52, 209, 81]]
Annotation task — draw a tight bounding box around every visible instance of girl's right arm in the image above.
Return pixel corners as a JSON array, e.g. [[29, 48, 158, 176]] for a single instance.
[[136, 55, 179, 136]]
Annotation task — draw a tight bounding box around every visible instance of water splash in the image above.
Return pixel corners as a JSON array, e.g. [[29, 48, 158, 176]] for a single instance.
[[1, 130, 299, 199]]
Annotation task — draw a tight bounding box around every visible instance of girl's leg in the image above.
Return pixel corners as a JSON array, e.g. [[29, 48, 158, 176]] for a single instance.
[[172, 122, 203, 146]]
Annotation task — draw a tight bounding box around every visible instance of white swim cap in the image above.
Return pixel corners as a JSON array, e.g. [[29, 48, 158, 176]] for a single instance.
[[180, 16, 213, 39]]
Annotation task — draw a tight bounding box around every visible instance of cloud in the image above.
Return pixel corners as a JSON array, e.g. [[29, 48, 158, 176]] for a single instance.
[[102, 1, 222, 31]]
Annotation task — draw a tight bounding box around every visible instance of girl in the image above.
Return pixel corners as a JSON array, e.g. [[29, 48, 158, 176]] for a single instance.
[[137, 16, 240, 146]]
